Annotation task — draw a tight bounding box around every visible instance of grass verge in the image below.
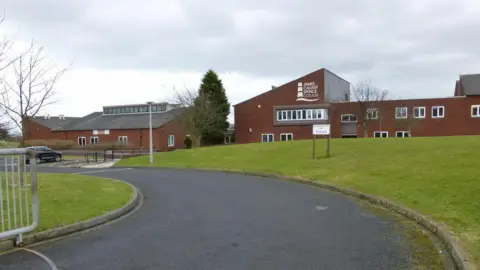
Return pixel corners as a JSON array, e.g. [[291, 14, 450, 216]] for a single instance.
[[1, 173, 133, 232], [115, 135, 480, 266]]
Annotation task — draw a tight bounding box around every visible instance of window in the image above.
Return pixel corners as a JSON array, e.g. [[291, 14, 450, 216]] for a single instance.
[[118, 136, 128, 146], [366, 108, 378, 120], [168, 135, 175, 147], [78, 137, 86, 146], [262, 133, 274, 143], [432, 106, 445, 118], [224, 136, 231, 144], [341, 114, 357, 122], [396, 131, 410, 138], [90, 136, 99, 144], [413, 107, 425, 118], [471, 105, 480, 117], [280, 133, 293, 141], [374, 131, 388, 138], [276, 109, 328, 121], [395, 107, 408, 119]]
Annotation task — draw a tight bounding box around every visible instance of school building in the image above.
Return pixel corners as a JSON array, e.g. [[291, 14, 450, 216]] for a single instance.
[[233, 68, 480, 143]]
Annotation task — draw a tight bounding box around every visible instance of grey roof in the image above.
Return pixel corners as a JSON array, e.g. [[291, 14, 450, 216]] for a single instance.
[[460, 74, 480, 96], [32, 116, 81, 129], [52, 108, 186, 131]]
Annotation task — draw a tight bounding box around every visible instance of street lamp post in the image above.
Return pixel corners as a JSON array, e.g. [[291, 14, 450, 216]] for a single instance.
[[147, 101, 154, 164]]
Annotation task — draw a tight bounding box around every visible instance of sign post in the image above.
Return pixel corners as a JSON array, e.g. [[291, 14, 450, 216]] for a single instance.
[[312, 124, 331, 158]]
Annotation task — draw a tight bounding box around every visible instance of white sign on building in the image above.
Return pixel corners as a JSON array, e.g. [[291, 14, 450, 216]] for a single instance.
[[93, 129, 110, 135], [312, 124, 330, 135]]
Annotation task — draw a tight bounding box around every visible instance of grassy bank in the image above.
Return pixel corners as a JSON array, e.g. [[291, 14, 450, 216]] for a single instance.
[[116, 135, 480, 265], [1, 173, 133, 232]]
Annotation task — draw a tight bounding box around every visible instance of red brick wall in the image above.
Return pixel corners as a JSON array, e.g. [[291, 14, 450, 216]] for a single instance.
[[235, 69, 326, 143], [235, 94, 480, 143], [25, 120, 64, 141]]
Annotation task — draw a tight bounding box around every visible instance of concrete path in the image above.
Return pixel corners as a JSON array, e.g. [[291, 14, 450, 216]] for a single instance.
[[0, 167, 419, 269]]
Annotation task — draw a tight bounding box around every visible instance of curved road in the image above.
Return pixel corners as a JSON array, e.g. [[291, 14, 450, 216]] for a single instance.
[[1, 167, 419, 269]]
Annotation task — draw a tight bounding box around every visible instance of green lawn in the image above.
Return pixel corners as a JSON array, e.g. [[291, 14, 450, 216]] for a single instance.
[[1, 173, 134, 233], [0, 141, 19, 149], [116, 135, 480, 266]]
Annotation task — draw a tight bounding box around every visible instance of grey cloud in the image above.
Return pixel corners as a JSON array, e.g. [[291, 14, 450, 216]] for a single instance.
[[3, 0, 480, 97]]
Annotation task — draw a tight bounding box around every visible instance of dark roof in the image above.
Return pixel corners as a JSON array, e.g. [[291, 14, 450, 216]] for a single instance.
[[460, 74, 480, 96], [31, 116, 81, 129], [52, 108, 186, 131]]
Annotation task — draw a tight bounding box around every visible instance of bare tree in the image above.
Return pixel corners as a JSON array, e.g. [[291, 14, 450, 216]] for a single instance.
[[0, 40, 69, 146], [350, 80, 389, 137], [171, 87, 221, 147]]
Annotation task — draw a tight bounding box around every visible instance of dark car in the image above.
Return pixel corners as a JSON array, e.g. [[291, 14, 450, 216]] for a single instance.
[[25, 146, 63, 164]]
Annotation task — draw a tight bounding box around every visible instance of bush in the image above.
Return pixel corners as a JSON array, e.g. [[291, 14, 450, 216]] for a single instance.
[[184, 135, 192, 149], [25, 139, 76, 150]]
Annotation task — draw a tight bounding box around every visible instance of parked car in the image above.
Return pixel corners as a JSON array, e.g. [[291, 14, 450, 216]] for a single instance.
[[25, 146, 63, 164]]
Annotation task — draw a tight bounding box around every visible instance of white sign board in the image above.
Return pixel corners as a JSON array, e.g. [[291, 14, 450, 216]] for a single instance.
[[312, 124, 330, 135]]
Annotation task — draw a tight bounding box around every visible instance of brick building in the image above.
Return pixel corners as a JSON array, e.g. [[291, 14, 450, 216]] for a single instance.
[[233, 68, 480, 143], [26, 102, 190, 150]]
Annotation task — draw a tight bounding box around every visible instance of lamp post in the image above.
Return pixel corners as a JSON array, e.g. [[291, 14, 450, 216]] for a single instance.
[[147, 101, 154, 164]]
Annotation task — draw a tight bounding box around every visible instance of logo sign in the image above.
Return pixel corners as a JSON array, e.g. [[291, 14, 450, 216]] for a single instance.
[[312, 124, 330, 135], [296, 81, 320, 102]]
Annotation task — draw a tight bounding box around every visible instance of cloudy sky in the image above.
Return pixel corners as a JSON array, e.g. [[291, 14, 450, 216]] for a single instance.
[[1, 0, 479, 123]]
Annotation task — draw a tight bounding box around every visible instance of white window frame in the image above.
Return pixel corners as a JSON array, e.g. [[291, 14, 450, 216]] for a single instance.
[[374, 131, 388, 138], [276, 109, 328, 121], [366, 108, 378, 120], [168, 135, 175, 147], [395, 131, 410, 138], [118, 136, 128, 146], [341, 114, 357, 123], [413, 107, 426, 119], [261, 133, 274, 143], [432, 106, 445, 118], [90, 136, 99, 144], [280, 133, 293, 141], [471, 105, 480, 117], [395, 107, 408, 119], [78, 137, 86, 146], [224, 136, 231, 144]]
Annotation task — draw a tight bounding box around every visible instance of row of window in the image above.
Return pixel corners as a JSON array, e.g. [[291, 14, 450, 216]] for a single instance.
[[276, 109, 328, 121], [77, 135, 175, 147], [262, 133, 293, 143], [103, 104, 168, 115], [394, 106, 444, 119], [374, 131, 410, 138]]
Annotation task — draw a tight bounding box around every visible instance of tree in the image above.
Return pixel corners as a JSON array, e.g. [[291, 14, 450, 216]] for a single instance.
[[198, 69, 230, 145], [350, 80, 389, 137], [0, 41, 69, 146], [172, 87, 222, 147]]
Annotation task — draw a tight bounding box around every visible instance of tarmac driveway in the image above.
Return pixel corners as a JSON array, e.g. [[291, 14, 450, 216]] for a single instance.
[[0, 167, 417, 269]]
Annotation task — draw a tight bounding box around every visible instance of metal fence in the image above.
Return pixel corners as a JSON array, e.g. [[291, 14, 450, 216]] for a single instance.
[[0, 148, 38, 245]]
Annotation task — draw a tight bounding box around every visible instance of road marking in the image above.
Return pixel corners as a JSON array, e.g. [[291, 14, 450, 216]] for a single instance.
[[316, 205, 328, 211], [72, 168, 132, 175], [21, 248, 58, 270]]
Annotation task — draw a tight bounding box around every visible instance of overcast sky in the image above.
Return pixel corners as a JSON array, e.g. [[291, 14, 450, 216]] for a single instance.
[[1, 0, 480, 123]]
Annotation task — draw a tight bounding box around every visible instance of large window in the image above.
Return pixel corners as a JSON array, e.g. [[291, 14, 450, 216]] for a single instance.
[[366, 108, 378, 120], [280, 133, 293, 141], [277, 108, 328, 121], [118, 136, 128, 146], [472, 105, 480, 117], [374, 131, 388, 138], [395, 107, 408, 119], [432, 106, 445, 118], [341, 114, 357, 122], [90, 136, 99, 144], [396, 131, 410, 138], [168, 135, 175, 147], [262, 133, 274, 143], [78, 137, 86, 146], [413, 107, 425, 118], [103, 103, 168, 115]]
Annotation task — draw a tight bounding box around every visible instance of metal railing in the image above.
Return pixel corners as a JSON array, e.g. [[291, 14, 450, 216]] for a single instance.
[[85, 149, 115, 164], [0, 148, 38, 245]]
